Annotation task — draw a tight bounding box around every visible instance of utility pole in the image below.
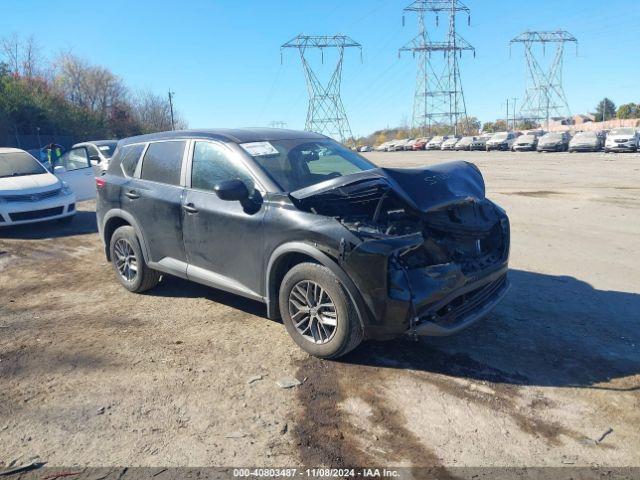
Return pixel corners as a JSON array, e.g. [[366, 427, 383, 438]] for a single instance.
[[400, 0, 475, 136], [506, 98, 509, 130], [168, 90, 175, 131], [512, 97, 517, 130], [510, 30, 577, 127], [281, 35, 362, 145]]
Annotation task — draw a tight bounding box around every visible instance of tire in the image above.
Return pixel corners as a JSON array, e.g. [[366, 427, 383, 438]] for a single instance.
[[279, 262, 363, 359], [109, 225, 161, 293]]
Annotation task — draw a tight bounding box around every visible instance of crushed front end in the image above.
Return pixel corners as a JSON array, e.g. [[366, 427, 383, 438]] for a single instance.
[[290, 161, 511, 340]]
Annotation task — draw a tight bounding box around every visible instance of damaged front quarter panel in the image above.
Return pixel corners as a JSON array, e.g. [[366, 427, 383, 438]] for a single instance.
[[290, 161, 511, 340]]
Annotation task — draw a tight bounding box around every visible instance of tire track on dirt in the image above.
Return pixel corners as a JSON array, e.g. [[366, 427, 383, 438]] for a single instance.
[[294, 356, 453, 476], [293, 338, 595, 470]]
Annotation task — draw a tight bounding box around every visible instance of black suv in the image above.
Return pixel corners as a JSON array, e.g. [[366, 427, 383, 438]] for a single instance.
[[96, 129, 510, 358]]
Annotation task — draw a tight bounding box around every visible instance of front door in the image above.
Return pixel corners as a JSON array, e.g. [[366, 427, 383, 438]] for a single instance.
[[55, 147, 96, 201], [182, 140, 266, 299]]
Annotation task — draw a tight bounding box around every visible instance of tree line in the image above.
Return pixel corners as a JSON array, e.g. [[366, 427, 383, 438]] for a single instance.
[[593, 98, 639, 122], [0, 34, 187, 145]]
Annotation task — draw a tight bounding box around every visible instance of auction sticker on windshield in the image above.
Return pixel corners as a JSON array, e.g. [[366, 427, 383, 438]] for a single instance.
[[241, 142, 279, 156]]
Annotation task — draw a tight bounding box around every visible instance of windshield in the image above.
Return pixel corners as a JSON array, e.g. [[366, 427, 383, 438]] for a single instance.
[[492, 133, 508, 141], [243, 139, 376, 192], [460, 137, 475, 143], [610, 128, 635, 136], [574, 132, 596, 139], [430, 136, 444, 142], [0, 151, 48, 178], [98, 142, 117, 158], [519, 135, 536, 142], [543, 133, 563, 140]]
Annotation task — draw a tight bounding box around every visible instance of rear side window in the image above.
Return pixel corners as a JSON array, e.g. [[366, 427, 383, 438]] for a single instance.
[[119, 144, 146, 177], [140, 141, 186, 185]]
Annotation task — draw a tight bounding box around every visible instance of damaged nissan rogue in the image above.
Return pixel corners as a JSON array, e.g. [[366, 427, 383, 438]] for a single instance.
[[96, 129, 510, 358]]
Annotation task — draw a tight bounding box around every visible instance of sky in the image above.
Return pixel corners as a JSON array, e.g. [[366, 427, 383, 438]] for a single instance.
[[1, 0, 639, 137]]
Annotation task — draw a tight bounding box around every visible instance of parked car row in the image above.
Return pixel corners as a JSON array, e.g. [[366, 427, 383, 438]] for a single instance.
[[370, 128, 639, 153]]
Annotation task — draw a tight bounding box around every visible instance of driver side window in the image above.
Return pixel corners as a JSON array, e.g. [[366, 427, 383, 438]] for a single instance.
[[191, 142, 255, 193]]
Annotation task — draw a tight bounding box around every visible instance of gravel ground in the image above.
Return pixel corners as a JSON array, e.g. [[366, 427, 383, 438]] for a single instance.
[[0, 150, 639, 469]]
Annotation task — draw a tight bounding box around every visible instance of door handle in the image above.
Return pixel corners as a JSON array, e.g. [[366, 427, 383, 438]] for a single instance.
[[125, 190, 140, 200], [183, 203, 199, 214]]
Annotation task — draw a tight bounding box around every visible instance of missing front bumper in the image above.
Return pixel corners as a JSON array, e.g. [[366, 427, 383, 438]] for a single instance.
[[409, 271, 510, 336]]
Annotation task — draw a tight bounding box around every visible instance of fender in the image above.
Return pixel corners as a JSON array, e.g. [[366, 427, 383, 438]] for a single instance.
[[265, 241, 371, 330], [101, 209, 151, 262]]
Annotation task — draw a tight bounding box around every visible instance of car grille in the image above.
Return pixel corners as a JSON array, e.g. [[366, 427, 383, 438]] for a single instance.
[[9, 206, 64, 222], [614, 139, 629, 143], [2, 188, 61, 202], [420, 274, 508, 327]]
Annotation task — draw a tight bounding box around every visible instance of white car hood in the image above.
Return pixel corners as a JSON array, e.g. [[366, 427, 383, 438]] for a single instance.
[[607, 134, 635, 142], [0, 172, 60, 195]]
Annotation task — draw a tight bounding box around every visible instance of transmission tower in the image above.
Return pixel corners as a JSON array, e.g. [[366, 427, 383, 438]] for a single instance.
[[400, 0, 474, 136], [281, 34, 362, 144], [510, 30, 578, 128]]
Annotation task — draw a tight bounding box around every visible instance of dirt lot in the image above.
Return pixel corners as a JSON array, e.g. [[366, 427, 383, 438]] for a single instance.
[[1, 150, 639, 469]]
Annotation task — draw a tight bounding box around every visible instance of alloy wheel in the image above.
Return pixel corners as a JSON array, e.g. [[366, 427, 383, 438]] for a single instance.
[[113, 238, 138, 282], [288, 280, 338, 344]]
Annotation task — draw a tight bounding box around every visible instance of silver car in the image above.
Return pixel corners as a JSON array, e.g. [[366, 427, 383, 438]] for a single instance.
[[569, 131, 604, 152]]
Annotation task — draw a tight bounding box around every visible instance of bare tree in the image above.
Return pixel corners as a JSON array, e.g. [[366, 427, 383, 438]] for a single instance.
[[0, 33, 45, 79], [54, 53, 128, 117], [132, 90, 187, 133]]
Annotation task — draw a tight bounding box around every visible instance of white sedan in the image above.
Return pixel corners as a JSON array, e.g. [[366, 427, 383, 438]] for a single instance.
[[0, 148, 95, 227]]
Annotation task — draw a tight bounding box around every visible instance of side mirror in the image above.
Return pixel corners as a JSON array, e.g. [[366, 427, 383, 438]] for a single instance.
[[54, 165, 66, 174], [213, 179, 249, 202]]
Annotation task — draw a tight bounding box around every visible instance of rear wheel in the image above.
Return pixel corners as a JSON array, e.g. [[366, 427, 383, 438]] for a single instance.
[[279, 263, 363, 359], [109, 226, 161, 293]]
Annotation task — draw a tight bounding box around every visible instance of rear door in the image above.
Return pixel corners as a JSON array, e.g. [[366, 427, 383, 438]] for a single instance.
[[182, 140, 266, 299], [55, 147, 96, 201], [122, 140, 188, 271]]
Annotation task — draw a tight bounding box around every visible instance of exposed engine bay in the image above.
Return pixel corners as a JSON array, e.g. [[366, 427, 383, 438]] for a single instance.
[[290, 162, 507, 275], [339, 199, 506, 274]]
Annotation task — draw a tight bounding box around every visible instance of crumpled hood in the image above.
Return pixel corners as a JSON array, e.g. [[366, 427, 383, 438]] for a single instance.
[[290, 161, 486, 215]]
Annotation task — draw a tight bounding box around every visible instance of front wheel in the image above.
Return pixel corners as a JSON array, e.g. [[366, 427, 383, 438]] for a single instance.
[[109, 226, 161, 293], [279, 263, 363, 359]]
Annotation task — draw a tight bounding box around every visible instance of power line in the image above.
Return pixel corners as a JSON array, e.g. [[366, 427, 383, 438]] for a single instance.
[[281, 34, 362, 144]]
